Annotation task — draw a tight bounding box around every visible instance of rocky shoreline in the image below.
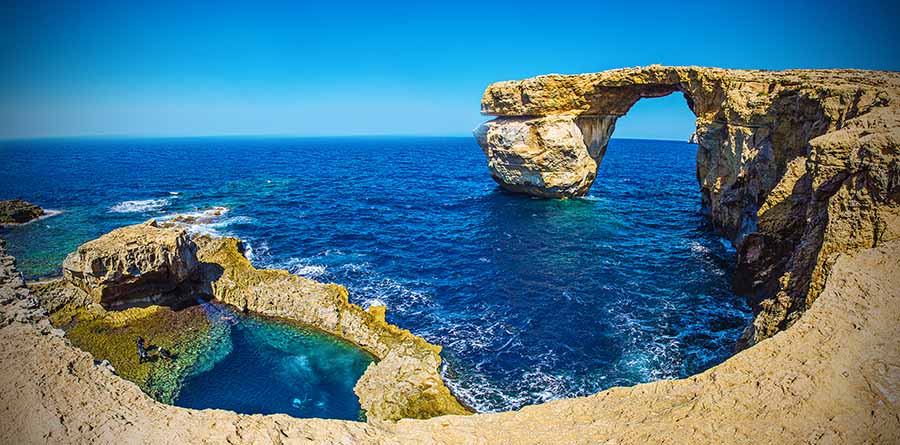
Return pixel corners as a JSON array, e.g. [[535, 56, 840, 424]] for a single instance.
[[2, 235, 898, 443], [0, 200, 49, 225]]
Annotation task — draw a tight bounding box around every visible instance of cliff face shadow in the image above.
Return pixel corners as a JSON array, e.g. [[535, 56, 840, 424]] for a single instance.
[[99, 263, 225, 313], [196, 261, 224, 300]]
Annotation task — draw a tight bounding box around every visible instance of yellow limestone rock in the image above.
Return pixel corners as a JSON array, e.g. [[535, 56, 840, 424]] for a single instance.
[[54, 222, 469, 421], [193, 235, 470, 420]]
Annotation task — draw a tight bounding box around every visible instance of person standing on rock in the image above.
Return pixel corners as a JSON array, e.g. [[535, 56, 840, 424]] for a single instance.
[[136, 337, 148, 364]]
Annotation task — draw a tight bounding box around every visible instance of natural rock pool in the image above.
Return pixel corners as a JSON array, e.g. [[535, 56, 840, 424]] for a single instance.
[[2, 136, 751, 414], [175, 302, 374, 420], [48, 297, 374, 420]]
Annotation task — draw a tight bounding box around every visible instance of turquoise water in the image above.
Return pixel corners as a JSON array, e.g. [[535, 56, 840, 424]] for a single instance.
[[176, 302, 373, 420], [0, 136, 751, 413]]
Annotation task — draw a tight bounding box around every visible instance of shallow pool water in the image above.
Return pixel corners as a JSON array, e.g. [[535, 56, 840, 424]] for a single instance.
[[175, 302, 374, 420]]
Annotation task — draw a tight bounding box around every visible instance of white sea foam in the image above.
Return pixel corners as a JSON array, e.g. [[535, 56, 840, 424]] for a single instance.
[[294, 264, 328, 279], [689, 241, 711, 254], [156, 206, 258, 238], [361, 298, 387, 309], [109, 198, 170, 213], [6, 209, 63, 226], [244, 240, 267, 263]]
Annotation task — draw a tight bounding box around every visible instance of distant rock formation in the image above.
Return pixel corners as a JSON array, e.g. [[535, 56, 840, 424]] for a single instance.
[[0, 200, 44, 225], [475, 65, 900, 345]]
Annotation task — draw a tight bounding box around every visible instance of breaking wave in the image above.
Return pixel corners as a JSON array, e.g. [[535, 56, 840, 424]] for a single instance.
[[109, 198, 170, 213]]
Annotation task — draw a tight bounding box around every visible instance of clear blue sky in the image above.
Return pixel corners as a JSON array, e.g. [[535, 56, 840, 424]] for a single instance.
[[1, 0, 898, 140]]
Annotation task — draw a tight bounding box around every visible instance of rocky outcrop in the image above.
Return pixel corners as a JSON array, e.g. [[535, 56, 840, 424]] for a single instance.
[[0, 239, 52, 330], [3, 236, 898, 443], [47, 300, 229, 403], [194, 236, 470, 420], [49, 222, 469, 421], [475, 115, 616, 197], [62, 221, 199, 308], [0, 200, 44, 225], [475, 66, 900, 344]]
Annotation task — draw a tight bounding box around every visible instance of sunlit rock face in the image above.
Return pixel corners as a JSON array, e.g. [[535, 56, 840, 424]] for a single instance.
[[475, 65, 900, 344], [474, 115, 616, 197], [62, 220, 199, 308]]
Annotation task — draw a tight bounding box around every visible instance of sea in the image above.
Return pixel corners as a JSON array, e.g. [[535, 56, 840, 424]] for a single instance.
[[0, 136, 751, 414]]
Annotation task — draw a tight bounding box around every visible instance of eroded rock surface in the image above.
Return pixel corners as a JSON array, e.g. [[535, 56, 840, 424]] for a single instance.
[[476, 66, 900, 344], [62, 220, 199, 308], [2, 235, 898, 443]]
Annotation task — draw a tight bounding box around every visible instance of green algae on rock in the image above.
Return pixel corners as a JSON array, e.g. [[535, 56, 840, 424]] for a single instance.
[[47, 301, 229, 404], [4, 232, 900, 443]]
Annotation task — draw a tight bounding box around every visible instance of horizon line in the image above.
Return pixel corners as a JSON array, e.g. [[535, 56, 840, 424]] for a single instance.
[[0, 133, 690, 143]]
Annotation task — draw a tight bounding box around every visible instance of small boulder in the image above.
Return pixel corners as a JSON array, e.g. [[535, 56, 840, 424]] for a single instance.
[[0, 200, 44, 224], [62, 221, 199, 307]]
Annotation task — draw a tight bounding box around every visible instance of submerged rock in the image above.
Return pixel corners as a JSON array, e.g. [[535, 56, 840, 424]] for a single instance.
[[62, 220, 199, 308], [0, 200, 44, 225]]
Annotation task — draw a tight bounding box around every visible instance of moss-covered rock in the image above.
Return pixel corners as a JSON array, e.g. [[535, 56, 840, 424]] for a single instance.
[[49, 302, 228, 403]]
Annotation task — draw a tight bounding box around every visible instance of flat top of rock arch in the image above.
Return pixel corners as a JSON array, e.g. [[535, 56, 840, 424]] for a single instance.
[[481, 65, 900, 118]]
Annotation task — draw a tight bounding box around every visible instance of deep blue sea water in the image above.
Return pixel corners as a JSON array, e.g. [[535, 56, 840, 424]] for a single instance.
[[0, 136, 750, 414]]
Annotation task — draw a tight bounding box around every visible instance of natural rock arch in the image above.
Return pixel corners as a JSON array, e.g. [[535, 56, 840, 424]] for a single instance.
[[475, 65, 900, 345]]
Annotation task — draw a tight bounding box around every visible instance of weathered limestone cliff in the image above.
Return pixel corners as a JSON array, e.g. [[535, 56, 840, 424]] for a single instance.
[[2, 236, 898, 443], [475, 66, 900, 344]]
